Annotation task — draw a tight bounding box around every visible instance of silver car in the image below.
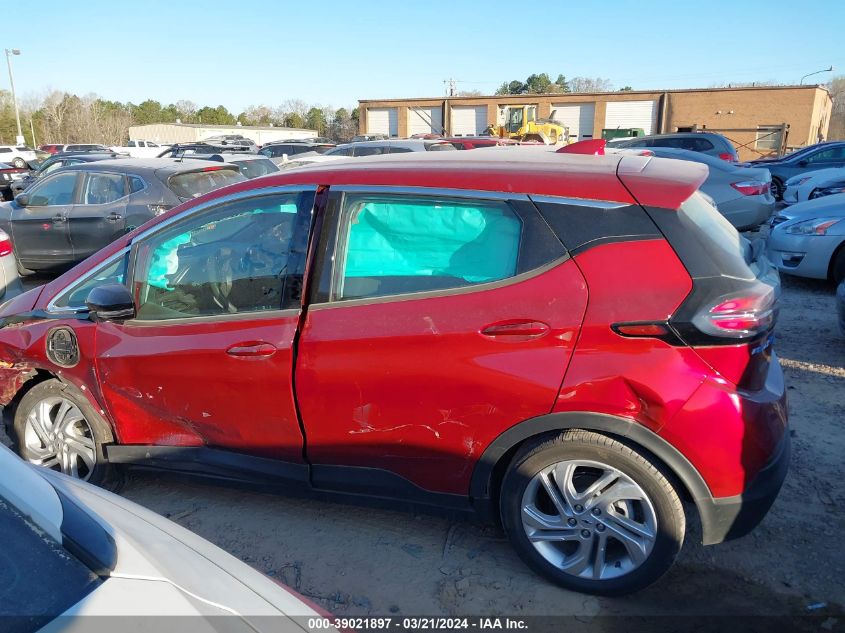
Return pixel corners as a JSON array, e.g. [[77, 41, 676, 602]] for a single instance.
[[0, 227, 22, 300], [0, 443, 332, 631], [782, 167, 845, 205], [324, 138, 457, 156], [645, 147, 774, 229], [767, 193, 845, 281]]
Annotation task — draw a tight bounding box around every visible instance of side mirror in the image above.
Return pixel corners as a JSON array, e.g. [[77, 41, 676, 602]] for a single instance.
[[86, 284, 135, 322], [15, 193, 29, 207], [798, 160, 808, 167]]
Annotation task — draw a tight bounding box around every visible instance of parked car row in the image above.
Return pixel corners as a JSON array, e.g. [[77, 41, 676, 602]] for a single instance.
[[0, 149, 788, 597]]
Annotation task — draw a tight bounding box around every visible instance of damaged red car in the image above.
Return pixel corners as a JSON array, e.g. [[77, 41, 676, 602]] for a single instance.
[[0, 151, 789, 596]]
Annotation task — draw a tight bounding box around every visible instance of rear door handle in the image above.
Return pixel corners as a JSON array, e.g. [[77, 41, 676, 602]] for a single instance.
[[52, 213, 66, 223], [226, 342, 277, 358], [106, 212, 122, 222], [480, 320, 550, 339]]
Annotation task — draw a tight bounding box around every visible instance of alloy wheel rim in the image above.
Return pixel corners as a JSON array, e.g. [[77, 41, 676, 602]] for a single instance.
[[520, 459, 657, 581], [23, 396, 96, 480]]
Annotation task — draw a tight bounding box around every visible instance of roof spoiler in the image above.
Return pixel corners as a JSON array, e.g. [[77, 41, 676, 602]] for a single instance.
[[617, 155, 708, 209]]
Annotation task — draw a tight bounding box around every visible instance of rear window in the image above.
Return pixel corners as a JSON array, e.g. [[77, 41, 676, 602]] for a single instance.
[[669, 192, 753, 279], [425, 142, 457, 151], [233, 158, 279, 179], [167, 168, 246, 199]]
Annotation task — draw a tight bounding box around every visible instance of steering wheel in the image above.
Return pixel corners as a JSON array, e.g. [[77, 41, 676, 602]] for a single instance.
[[207, 250, 238, 314]]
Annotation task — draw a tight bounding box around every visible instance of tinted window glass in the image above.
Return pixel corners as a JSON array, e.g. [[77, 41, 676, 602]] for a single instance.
[[806, 147, 845, 163], [425, 143, 457, 151], [53, 252, 129, 310], [387, 147, 413, 154], [129, 176, 146, 193], [353, 146, 387, 156], [167, 168, 246, 199], [83, 173, 125, 205], [335, 194, 522, 300], [0, 148, 10, 153], [133, 195, 304, 320], [28, 172, 77, 206], [234, 158, 279, 179], [127, 141, 136, 147]]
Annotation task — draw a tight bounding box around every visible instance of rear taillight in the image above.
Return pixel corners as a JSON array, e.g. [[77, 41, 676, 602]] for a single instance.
[[691, 283, 776, 339], [719, 152, 737, 162], [731, 181, 769, 196], [0, 229, 13, 257]]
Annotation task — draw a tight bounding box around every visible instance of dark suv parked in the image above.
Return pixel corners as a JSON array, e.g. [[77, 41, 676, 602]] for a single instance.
[[0, 151, 787, 596], [0, 159, 244, 272]]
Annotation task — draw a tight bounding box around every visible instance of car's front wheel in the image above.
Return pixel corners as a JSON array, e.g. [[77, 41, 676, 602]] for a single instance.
[[12, 379, 121, 488], [500, 429, 685, 595]]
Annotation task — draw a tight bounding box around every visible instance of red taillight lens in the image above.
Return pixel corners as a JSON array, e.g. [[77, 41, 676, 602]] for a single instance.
[[0, 229, 13, 257], [719, 152, 737, 162], [730, 181, 769, 196], [693, 284, 776, 339], [556, 139, 607, 155]]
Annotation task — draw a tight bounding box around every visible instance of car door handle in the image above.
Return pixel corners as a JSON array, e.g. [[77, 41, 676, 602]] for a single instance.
[[106, 212, 122, 222], [52, 213, 66, 223], [480, 320, 550, 339], [226, 342, 277, 358]]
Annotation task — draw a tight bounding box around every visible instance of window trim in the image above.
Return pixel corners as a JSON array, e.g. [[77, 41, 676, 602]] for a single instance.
[[45, 185, 317, 317], [310, 186, 568, 309]]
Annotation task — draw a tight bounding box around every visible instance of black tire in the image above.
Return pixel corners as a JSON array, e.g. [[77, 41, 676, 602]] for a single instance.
[[771, 177, 784, 201], [831, 246, 845, 284], [11, 379, 123, 490], [12, 157, 26, 169], [500, 429, 685, 596]]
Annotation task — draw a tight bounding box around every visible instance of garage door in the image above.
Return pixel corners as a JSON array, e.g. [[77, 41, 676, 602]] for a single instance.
[[551, 103, 596, 140], [367, 107, 398, 137], [451, 105, 488, 136], [605, 100, 658, 136], [408, 106, 443, 136]]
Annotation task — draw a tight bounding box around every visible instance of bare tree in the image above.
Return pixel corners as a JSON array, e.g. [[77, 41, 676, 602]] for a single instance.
[[567, 77, 613, 93]]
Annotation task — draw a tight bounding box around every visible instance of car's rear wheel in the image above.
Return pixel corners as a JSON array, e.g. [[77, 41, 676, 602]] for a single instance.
[[500, 429, 685, 595], [12, 379, 121, 489], [12, 158, 26, 169], [771, 177, 784, 200]]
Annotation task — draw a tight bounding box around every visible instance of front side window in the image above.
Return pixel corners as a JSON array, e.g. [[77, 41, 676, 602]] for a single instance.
[[82, 173, 125, 205], [27, 173, 77, 206], [52, 252, 129, 310], [334, 194, 522, 301], [806, 147, 845, 164], [132, 194, 307, 320]]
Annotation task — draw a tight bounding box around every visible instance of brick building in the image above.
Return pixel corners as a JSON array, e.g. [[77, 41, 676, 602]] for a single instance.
[[358, 85, 833, 161]]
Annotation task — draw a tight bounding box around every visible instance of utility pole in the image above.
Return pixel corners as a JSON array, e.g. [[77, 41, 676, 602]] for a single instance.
[[5, 49, 24, 145], [443, 78, 457, 97]]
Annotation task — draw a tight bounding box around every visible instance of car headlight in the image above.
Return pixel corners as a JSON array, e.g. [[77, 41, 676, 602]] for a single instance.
[[809, 185, 845, 200], [784, 217, 841, 235]]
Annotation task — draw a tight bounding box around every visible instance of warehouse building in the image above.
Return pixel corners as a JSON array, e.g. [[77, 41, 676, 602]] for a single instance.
[[127, 122, 318, 146], [358, 85, 832, 160]]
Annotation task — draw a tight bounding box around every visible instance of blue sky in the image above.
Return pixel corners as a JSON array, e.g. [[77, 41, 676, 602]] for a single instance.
[[5, 0, 844, 112]]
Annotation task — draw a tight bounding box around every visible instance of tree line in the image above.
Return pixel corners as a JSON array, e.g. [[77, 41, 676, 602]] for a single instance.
[[0, 90, 360, 146]]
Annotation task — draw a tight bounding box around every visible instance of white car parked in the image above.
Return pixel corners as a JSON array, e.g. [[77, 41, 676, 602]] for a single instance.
[[0, 145, 38, 169], [0, 444, 334, 632], [782, 167, 845, 204], [109, 139, 170, 158]]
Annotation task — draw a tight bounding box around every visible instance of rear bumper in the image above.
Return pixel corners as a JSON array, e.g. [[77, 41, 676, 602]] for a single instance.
[[698, 429, 790, 545]]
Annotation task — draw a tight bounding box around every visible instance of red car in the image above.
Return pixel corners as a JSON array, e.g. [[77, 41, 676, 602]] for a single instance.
[[0, 151, 788, 595], [38, 144, 64, 154]]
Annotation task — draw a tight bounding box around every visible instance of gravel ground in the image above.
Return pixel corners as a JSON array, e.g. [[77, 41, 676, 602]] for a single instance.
[[4, 265, 845, 626]]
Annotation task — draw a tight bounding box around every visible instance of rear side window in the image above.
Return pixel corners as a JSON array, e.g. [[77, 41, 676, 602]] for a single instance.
[[129, 176, 146, 193], [82, 173, 125, 204], [167, 168, 246, 199], [334, 194, 522, 300], [353, 146, 387, 156], [425, 143, 457, 151]]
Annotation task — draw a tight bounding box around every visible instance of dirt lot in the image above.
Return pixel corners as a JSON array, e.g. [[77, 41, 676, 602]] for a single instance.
[[5, 270, 845, 626]]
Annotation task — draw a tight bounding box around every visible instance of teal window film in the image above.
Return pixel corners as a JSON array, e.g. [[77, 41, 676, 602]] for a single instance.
[[338, 194, 521, 300]]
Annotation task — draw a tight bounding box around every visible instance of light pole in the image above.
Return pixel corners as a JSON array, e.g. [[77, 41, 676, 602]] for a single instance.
[[800, 65, 833, 85], [4, 48, 24, 145]]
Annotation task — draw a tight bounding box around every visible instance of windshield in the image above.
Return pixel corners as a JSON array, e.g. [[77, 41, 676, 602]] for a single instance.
[[233, 158, 279, 179], [0, 494, 101, 622], [167, 168, 246, 199]]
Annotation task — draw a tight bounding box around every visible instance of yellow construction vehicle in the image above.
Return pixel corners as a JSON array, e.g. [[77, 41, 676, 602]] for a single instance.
[[486, 105, 569, 144]]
